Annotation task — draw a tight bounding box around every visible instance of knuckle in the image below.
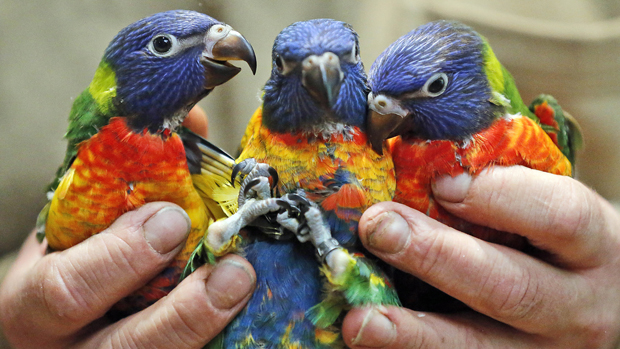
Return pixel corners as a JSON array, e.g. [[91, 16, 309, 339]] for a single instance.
[[415, 227, 451, 277], [96, 233, 144, 280], [166, 301, 208, 346], [475, 166, 520, 214], [39, 255, 97, 324], [477, 263, 542, 323], [497, 272, 541, 322], [545, 177, 594, 241], [104, 328, 141, 349]]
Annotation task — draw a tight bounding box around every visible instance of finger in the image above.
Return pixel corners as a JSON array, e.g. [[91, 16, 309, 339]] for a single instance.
[[431, 166, 620, 268], [342, 306, 551, 349], [2, 230, 45, 280], [358, 202, 589, 334], [0, 202, 191, 346], [81, 255, 255, 349], [183, 105, 209, 138]]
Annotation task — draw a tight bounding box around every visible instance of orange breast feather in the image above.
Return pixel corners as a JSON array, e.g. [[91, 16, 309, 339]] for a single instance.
[[45, 117, 207, 262], [391, 115, 571, 244], [238, 107, 395, 208]]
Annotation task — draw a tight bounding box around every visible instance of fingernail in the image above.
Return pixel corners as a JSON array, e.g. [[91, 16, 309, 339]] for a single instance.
[[143, 206, 191, 254], [352, 307, 396, 347], [206, 260, 254, 310], [431, 172, 472, 203], [367, 211, 410, 254]]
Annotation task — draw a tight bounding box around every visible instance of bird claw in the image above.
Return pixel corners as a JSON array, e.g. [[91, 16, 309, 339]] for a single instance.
[[232, 158, 279, 188], [273, 192, 342, 263], [286, 193, 311, 214], [275, 199, 301, 217], [206, 196, 290, 254], [231, 158, 256, 185], [233, 158, 280, 207], [275, 191, 313, 222]]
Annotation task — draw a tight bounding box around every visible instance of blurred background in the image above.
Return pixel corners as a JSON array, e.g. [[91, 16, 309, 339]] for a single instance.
[[1, 0, 619, 285]]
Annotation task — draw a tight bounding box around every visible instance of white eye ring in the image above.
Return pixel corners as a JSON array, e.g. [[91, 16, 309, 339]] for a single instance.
[[148, 34, 180, 57], [344, 44, 360, 64], [422, 72, 449, 97], [274, 55, 296, 75]]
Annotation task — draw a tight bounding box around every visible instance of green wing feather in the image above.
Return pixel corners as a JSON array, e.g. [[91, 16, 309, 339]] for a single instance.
[[481, 39, 582, 168], [180, 239, 217, 282], [529, 94, 583, 167]]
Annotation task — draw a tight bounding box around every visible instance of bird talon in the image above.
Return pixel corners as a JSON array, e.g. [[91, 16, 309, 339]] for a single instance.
[[268, 166, 279, 188], [231, 158, 258, 186], [231, 164, 242, 186], [288, 194, 311, 213], [243, 178, 263, 198]]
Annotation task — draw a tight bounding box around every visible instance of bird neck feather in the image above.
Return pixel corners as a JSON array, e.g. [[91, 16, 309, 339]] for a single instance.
[[482, 40, 536, 119], [88, 61, 117, 116]]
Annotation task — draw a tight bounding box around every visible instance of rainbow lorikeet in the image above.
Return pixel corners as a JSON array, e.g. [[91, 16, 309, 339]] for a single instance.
[[35, 10, 256, 315], [366, 20, 582, 310], [185, 19, 399, 348]]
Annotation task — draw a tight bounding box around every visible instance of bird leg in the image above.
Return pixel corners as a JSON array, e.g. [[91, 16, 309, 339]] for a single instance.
[[206, 174, 285, 255], [273, 192, 352, 278]]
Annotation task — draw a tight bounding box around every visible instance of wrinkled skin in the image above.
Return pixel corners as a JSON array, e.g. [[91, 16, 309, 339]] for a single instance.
[[343, 166, 620, 349], [0, 108, 257, 349]]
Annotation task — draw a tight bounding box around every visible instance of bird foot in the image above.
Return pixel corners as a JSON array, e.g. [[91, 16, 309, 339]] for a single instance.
[[232, 158, 279, 207], [274, 192, 345, 264], [205, 169, 283, 255]]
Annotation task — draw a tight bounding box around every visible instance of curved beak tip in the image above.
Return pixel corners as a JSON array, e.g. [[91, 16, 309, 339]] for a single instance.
[[370, 139, 384, 155], [210, 31, 257, 73], [202, 30, 258, 89], [367, 109, 405, 155], [247, 47, 257, 75]]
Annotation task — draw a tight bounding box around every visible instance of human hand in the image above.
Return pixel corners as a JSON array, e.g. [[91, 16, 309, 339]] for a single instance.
[[342, 166, 620, 348], [0, 107, 256, 349]]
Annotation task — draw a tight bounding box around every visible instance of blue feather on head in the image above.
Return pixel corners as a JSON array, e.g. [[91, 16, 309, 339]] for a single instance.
[[100, 10, 256, 132], [368, 20, 503, 141], [262, 19, 369, 134], [104, 11, 219, 129]]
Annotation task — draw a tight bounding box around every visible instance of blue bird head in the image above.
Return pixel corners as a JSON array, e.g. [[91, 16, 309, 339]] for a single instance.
[[261, 19, 369, 135], [97, 10, 256, 132], [366, 20, 503, 154]]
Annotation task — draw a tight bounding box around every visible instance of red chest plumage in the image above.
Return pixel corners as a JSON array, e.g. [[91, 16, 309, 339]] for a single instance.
[[46, 117, 199, 250], [390, 116, 571, 243]]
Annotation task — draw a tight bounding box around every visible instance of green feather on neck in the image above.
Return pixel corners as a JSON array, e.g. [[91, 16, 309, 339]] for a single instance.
[[45, 61, 118, 192], [481, 38, 536, 120], [89, 61, 117, 115]]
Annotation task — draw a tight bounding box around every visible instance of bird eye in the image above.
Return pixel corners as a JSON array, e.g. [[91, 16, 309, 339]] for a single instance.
[[422, 73, 449, 97], [148, 34, 179, 57], [274, 54, 296, 75], [275, 55, 283, 71]]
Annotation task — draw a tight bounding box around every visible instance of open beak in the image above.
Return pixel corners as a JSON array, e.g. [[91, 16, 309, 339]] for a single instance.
[[367, 109, 406, 155], [202, 25, 257, 89], [301, 52, 344, 107]]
